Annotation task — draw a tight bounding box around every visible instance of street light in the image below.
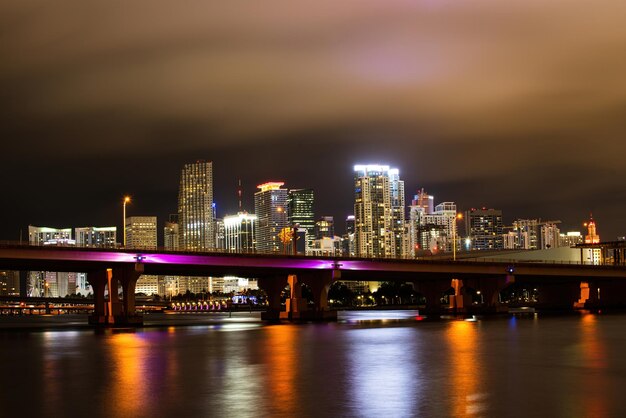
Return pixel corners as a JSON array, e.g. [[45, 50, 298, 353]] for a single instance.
[[453, 212, 463, 261], [123, 196, 131, 247]]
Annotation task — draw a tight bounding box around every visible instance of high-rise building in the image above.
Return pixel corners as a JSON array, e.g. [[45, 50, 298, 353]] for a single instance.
[[353, 165, 400, 258], [75, 227, 117, 247], [125, 216, 157, 250], [254, 182, 288, 253], [389, 168, 408, 258], [584, 215, 601, 244], [464, 208, 504, 250], [164, 220, 179, 251], [287, 189, 315, 252], [342, 215, 356, 257], [315, 216, 335, 239], [540, 223, 561, 249], [215, 218, 225, 250], [27, 226, 76, 296], [178, 161, 215, 251], [223, 213, 257, 253], [125, 216, 159, 295]]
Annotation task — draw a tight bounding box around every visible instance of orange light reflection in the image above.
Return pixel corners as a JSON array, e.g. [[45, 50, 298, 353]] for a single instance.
[[262, 326, 297, 417]]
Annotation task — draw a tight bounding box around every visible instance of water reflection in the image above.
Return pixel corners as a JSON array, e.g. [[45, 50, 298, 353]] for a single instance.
[[445, 321, 486, 417], [578, 313, 609, 417], [348, 327, 420, 417], [262, 325, 298, 417]]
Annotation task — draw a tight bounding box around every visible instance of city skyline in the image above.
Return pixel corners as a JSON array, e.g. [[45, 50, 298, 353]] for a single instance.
[[2, 0, 625, 240]]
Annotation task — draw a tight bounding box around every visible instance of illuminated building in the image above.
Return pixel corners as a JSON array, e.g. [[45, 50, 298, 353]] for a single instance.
[[254, 182, 288, 253], [125, 216, 159, 296], [178, 161, 215, 251], [28, 225, 72, 245], [75, 226, 117, 247], [215, 218, 225, 250], [223, 212, 257, 252], [315, 216, 334, 239], [584, 215, 600, 244], [464, 208, 504, 250], [353, 165, 405, 258], [0, 271, 20, 296], [342, 215, 356, 257], [560, 231, 583, 247], [408, 196, 457, 256], [540, 222, 561, 249], [287, 189, 315, 252], [164, 219, 179, 251]]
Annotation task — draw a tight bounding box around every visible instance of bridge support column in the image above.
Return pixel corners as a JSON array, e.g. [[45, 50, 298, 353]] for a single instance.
[[580, 280, 626, 309], [413, 280, 452, 317], [535, 281, 581, 310], [299, 270, 338, 321], [258, 276, 288, 321], [87, 266, 143, 326]]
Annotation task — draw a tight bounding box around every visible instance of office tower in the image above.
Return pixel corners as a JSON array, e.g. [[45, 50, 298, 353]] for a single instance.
[[353, 164, 402, 258], [28, 226, 72, 245], [215, 219, 225, 250], [125, 216, 158, 295], [342, 215, 356, 257], [125, 216, 157, 250], [511, 219, 540, 250], [315, 216, 335, 239], [224, 213, 257, 252], [178, 161, 215, 251], [346, 215, 355, 235], [287, 189, 315, 252], [75, 227, 117, 247], [464, 208, 504, 250], [254, 182, 288, 253]]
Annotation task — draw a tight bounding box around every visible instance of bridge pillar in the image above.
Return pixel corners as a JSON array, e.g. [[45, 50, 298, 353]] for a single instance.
[[535, 281, 581, 310], [87, 267, 143, 326], [413, 280, 452, 317], [258, 275, 288, 321], [449, 279, 473, 313], [580, 280, 626, 309], [299, 270, 338, 321]]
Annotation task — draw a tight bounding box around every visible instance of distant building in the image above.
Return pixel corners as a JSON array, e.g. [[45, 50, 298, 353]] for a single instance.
[[342, 215, 356, 257], [287, 189, 315, 252], [223, 213, 257, 253], [315, 216, 335, 240], [0, 271, 20, 296], [353, 165, 406, 258], [125, 216, 159, 295], [464, 208, 504, 250], [215, 218, 225, 250], [125, 216, 157, 250], [560, 231, 583, 247], [75, 226, 116, 247], [28, 226, 72, 245], [178, 161, 215, 251], [164, 220, 179, 251], [408, 198, 458, 256], [540, 223, 561, 249], [254, 182, 288, 253], [584, 215, 601, 244]]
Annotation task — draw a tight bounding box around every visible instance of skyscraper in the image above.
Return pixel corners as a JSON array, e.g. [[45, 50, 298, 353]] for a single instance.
[[287, 189, 315, 251], [254, 182, 288, 253], [353, 165, 405, 258], [464, 208, 504, 250], [178, 161, 215, 251]]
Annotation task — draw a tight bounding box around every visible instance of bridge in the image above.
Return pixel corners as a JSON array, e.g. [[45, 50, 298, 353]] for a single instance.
[[1, 244, 625, 325]]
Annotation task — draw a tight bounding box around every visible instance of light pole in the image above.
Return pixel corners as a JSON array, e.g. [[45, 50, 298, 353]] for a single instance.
[[453, 212, 463, 261], [122, 196, 131, 247]]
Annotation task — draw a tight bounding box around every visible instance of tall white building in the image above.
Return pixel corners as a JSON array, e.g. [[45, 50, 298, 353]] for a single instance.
[[353, 165, 405, 258], [28, 226, 72, 245], [408, 198, 457, 256], [125, 216, 159, 296], [224, 213, 257, 253]]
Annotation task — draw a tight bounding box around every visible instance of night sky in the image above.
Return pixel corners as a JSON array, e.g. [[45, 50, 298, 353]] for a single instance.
[[1, 0, 626, 242]]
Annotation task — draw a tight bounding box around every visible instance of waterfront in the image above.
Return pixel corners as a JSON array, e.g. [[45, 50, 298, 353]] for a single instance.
[[2, 311, 626, 418]]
